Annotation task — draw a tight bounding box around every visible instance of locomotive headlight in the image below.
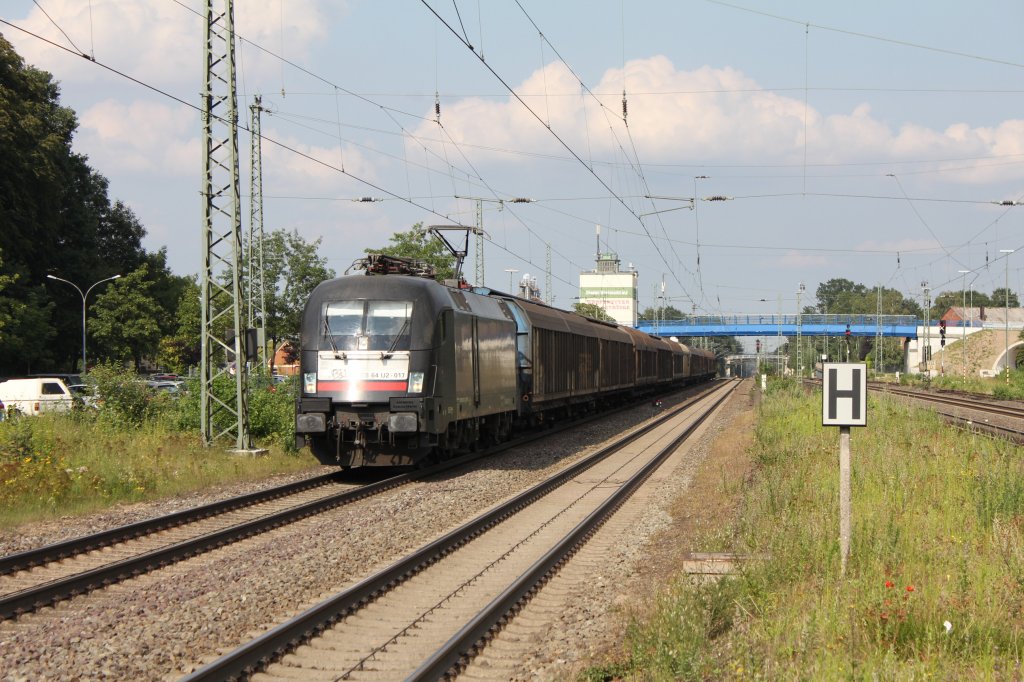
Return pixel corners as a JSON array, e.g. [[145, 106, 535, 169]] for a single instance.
[[303, 372, 317, 394], [407, 371, 424, 394]]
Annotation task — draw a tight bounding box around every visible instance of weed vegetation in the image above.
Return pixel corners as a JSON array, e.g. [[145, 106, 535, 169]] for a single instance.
[[0, 364, 316, 528], [593, 378, 1024, 679]]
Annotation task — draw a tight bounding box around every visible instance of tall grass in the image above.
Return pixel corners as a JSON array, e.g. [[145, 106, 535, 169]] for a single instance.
[[0, 367, 317, 528], [600, 379, 1024, 679]]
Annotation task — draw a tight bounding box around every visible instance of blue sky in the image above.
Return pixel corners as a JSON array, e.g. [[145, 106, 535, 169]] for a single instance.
[[4, 0, 1023, 320]]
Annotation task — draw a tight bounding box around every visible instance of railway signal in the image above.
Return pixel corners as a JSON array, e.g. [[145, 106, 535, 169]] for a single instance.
[[821, 362, 867, 577], [939, 319, 946, 347]]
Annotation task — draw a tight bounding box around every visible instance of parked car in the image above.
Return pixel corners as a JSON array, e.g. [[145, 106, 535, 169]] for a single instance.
[[67, 384, 100, 409], [145, 380, 184, 397], [0, 377, 74, 416]]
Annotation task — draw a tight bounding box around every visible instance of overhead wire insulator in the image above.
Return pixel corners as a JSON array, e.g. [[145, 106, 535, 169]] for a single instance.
[[435, 92, 441, 122], [621, 90, 628, 122]]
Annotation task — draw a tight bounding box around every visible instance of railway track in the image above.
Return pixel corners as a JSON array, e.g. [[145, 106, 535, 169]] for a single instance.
[[0, 473, 393, 620], [0, 383, 715, 621], [182, 379, 739, 681], [805, 379, 1024, 443], [868, 382, 1024, 421]]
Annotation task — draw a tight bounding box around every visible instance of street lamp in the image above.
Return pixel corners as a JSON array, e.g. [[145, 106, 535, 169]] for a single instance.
[[46, 274, 121, 372], [1000, 249, 1015, 384], [504, 268, 519, 295]]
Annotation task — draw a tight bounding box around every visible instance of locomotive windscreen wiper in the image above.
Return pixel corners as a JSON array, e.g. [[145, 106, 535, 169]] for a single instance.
[[381, 316, 410, 359], [323, 315, 345, 359]]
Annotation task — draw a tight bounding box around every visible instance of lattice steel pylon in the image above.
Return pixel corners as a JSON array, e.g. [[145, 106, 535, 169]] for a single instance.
[[248, 95, 267, 375], [201, 0, 251, 449], [474, 199, 485, 287]]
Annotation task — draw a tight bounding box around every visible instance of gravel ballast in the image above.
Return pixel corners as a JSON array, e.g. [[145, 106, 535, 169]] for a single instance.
[[1, 387, 732, 681]]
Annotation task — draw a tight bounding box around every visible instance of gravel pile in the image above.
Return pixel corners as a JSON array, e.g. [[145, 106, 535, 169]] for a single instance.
[[0, 392, 698, 681]]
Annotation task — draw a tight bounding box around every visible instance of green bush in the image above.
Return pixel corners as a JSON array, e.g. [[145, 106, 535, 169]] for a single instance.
[[992, 371, 1024, 400], [172, 373, 296, 450], [86, 362, 161, 427]]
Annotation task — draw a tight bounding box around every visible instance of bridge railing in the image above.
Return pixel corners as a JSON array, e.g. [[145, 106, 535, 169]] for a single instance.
[[646, 314, 918, 328]]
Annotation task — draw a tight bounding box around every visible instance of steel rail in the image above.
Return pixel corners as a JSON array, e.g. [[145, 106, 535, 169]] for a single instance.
[[870, 383, 1024, 419], [181, 379, 736, 682], [1, 382, 716, 621], [0, 472, 342, 576], [410, 380, 737, 680]]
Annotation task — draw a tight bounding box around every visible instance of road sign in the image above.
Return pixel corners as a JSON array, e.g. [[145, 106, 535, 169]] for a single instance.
[[821, 362, 867, 427]]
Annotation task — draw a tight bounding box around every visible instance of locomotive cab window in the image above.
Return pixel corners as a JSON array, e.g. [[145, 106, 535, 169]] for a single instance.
[[322, 300, 413, 351]]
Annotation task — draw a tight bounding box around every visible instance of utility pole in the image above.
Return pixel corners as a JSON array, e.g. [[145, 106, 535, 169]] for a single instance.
[[545, 243, 552, 305], [796, 282, 805, 377], [875, 284, 882, 372], [921, 282, 931, 380], [248, 95, 268, 375], [1001, 249, 1015, 383], [201, 0, 252, 450], [474, 200, 485, 287]]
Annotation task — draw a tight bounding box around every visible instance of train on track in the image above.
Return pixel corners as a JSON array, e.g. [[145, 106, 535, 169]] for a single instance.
[[295, 254, 716, 468]]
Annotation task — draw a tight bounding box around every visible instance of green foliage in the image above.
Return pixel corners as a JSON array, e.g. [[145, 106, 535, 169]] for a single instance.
[[0, 410, 314, 526], [606, 389, 1024, 678], [89, 264, 162, 368], [572, 302, 615, 322], [365, 223, 456, 280], [155, 277, 200, 372], [173, 374, 298, 450], [992, 370, 1024, 400], [638, 304, 686, 321], [86, 362, 158, 427], [252, 229, 334, 369], [0, 36, 167, 374]]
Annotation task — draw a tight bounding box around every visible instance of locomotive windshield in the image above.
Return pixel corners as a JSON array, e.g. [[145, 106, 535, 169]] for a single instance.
[[322, 300, 413, 351]]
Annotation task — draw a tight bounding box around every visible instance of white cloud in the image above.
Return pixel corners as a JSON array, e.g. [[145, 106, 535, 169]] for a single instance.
[[261, 128, 376, 195], [415, 56, 1024, 184], [8, 0, 342, 87], [78, 99, 198, 174], [775, 250, 828, 269], [854, 238, 941, 254]]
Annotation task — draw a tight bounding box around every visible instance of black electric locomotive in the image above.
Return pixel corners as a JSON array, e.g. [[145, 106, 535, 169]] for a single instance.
[[294, 255, 715, 468]]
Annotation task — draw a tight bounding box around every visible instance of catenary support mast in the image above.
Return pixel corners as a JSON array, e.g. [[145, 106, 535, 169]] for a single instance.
[[201, 0, 252, 448], [248, 95, 268, 374]]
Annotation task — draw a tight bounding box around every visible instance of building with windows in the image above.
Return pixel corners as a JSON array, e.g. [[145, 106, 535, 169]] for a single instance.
[[578, 252, 639, 327]]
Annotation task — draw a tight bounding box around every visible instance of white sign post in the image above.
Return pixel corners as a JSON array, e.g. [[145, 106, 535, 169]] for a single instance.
[[821, 363, 867, 576]]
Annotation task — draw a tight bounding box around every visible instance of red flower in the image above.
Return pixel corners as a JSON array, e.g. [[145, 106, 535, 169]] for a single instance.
[[885, 581, 894, 588], [905, 585, 915, 592]]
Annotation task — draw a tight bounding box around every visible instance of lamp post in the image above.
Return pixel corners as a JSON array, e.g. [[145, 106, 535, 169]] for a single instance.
[[1000, 249, 1015, 383], [46, 274, 121, 373], [504, 268, 519, 295]]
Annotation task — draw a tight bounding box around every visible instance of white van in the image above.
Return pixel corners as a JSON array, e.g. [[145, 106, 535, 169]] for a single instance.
[[0, 378, 74, 416]]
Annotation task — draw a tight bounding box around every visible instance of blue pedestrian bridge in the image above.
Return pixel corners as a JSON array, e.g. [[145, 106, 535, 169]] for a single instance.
[[634, 314, 919, 338]]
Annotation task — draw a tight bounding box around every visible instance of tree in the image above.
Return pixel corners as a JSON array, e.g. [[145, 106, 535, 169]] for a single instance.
[[572, 302, 615, 322], [638, 305, 686, 321], [364, 223, 456, 280], [0, 37, 163, 374], [804, 278, 923, 370], [991, 287, 1020, 309], [156, 277, 200, 372], [257, 229, 334, 372], [89, 265, 162, 369]]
